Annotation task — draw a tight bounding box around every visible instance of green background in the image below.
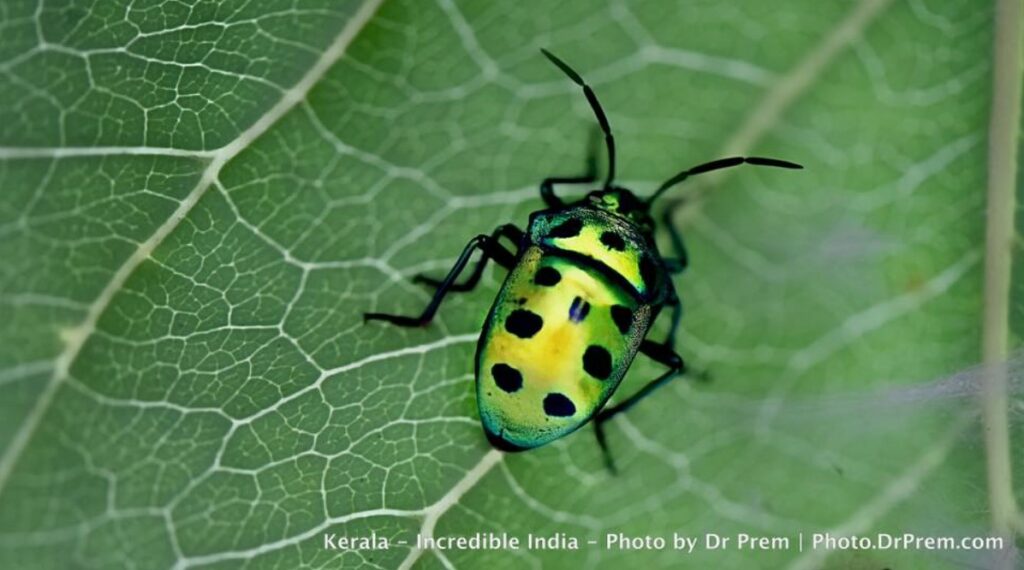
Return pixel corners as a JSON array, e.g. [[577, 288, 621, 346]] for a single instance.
[[0, 0, 1020, 568]]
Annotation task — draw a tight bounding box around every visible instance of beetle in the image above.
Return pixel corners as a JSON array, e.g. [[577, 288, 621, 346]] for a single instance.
[[364, 49, 801, 472]]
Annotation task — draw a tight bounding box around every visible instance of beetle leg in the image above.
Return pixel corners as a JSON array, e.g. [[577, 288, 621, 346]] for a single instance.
[[664, 294, 683, 349], [539, 128, 599, 207], [413, 224, 523, 292], [541, 174, 596, 208], [661, 207, 689, 274], [593, 339, 685, 474], [363, 233, 515, 327]]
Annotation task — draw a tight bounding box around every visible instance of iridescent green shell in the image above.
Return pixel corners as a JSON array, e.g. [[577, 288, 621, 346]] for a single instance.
[[475, 207, 667, 450]]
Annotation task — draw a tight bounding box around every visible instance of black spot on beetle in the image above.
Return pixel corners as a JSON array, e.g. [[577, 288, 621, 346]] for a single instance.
[[543, 393, 576, 417], [568, 296, 590, 323], [534, 266, 561, 286], [492, 363, 523, 393], [600, 231, 626, 251], [610, 305, 633, 334], [548, 218, 583, 238], [583, 345, 612, 380], [505, 309, 543, 338], [639, 256, 658, 290]]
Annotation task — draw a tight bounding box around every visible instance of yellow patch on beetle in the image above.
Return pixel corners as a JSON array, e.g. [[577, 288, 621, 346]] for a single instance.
[[476, 246, 650, 448], [532, 207, 654, 297], [549, 225, 643, 291]]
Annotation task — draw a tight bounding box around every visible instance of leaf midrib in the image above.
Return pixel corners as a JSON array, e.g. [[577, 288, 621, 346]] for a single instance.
[[980, 0, 1024, 541]]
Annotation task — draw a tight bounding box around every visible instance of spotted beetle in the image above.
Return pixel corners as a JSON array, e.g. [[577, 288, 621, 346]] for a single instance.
[[365, 49, 801, 472]]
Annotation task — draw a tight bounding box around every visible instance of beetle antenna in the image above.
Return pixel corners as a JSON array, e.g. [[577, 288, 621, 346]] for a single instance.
[[541, 49, 617, 189], [647, 156, 803, 204]]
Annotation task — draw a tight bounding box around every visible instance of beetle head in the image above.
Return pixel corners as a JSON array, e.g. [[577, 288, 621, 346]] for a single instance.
[[586, 187, 654, 234]]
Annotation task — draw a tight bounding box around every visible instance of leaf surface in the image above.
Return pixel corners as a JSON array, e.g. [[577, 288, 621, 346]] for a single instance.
[[1, 0, 1019, 568]]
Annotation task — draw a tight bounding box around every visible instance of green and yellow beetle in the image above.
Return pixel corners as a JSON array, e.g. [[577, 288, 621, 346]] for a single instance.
[[365, 50, 801, 471]]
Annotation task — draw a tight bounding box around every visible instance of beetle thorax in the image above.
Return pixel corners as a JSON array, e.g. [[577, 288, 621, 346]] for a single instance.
[[586, 188, 653, 234]]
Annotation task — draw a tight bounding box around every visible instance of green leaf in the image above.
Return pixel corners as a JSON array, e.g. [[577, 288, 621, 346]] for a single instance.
[[1, 0, 1021, 568]]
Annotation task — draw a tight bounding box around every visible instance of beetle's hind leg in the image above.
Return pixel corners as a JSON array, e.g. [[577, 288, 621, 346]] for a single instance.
[[594, 339, 685, 474], [363, 231, 516, 328], [414, 224, 523, 292]]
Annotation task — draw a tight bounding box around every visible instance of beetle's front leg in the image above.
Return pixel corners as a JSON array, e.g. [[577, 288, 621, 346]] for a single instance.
[[539, 127, 600, 207]]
